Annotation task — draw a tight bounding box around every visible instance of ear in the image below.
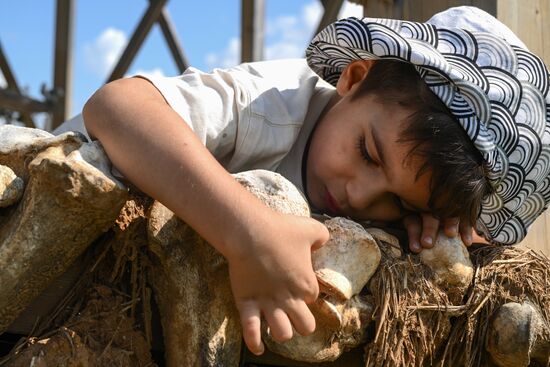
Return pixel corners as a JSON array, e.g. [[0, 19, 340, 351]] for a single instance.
[[336, 60, 376, 96]]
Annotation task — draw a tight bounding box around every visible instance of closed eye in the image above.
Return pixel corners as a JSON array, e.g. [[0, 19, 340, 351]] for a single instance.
[[356, 135, 376, 164]]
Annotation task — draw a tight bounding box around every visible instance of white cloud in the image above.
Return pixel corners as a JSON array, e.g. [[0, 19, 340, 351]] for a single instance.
[[129, 67, 166, 79], [339, 1, 364, 19], [303, 1, 323, 31], [84, 27, 127, 78], [205, 37, 240, 70], [205, 1, 363, 69], [0, 72, 6, 88]]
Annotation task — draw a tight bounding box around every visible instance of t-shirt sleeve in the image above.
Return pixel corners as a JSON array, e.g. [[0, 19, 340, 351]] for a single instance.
[[136, 67, 242, 166], [135, 59, 322, 173]]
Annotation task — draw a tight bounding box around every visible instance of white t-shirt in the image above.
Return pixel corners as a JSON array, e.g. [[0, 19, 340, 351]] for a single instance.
[[138, 58, 336, 195]]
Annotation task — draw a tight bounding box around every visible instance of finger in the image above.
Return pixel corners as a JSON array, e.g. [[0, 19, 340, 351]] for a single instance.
[[238, 301, 264, 355], [443, 217, 460, 238], [310, 220, 330, 251], [302, 273, 320, 304], [403, 214, 422, 253], [420, 213, 440, 249], [284, 299, 316, 336], [459, 221, 473, 246], [263, 306, 294, 343]]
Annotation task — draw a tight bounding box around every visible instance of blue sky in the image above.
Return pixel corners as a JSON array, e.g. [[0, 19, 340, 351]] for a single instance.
[[0, 1, 363, 126]]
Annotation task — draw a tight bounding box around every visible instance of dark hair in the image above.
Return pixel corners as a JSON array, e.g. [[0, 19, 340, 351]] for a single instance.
[[351, 59, 492, 224]]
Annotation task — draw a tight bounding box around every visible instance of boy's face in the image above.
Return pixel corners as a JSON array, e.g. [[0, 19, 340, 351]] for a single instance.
[[306, 91, 432, 222]]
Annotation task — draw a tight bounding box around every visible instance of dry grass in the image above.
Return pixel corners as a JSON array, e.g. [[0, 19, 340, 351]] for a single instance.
[[364, 244, 550, 367]]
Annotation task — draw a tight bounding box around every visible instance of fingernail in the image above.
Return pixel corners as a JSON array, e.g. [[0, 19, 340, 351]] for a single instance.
[[464, 234, 472, 245], [423, 236, 433, 246], [410, 241, 420, 252], [451, 226, 459, 236]]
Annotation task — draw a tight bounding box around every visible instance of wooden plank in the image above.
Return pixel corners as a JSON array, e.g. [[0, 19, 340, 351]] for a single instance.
[[241, 0, 265, 63], [521, 214, 550, 255], [497, 0, 550, 256], [52, 0, 75, 129], [157, 7, 189, 74], [363, 0, 401, 19], [472, 0, 497, 15], [107, 0, 168, 82], [315, 0, 345, 35], [540, 0, 550, 63], [0, 42, 36, 127], [406, 0, 423, 21], [0, 88, 53, 113]]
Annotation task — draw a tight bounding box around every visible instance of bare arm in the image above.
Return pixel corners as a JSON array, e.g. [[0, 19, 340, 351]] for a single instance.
[[83, 77, 329, 354]]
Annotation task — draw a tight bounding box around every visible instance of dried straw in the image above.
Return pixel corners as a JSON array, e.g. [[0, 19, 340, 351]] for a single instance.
[[364, 244, 550, 367]]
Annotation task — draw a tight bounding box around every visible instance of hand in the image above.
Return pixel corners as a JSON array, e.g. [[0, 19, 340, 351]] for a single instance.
[[402, 213, 473, 253], [225, 211, 329, 355]]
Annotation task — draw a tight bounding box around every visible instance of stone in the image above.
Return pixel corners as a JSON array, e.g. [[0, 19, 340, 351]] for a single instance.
[[419, 231, 474, 298], [0, 164, 24, 207], [148, 201, 242, 367], [147, 170, 310, 367], [313, 217, 381, 301], [486, 301, 550, 367], [264, 217, 380, 363], [233, 169, 310, 216], [0, 126, 127, 333], [366, 227, 402, 258], [264, 294, 374, 363]]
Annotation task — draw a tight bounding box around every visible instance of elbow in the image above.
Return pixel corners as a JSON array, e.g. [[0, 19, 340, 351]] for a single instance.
[[82, 78, 130, 140], [83, 82, 113, 140], [83, 77, 164, 141]]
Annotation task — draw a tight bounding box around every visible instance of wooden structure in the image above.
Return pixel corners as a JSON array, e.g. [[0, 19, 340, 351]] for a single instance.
[[0, 0, 345, 131], [0, 0, 190, 130]]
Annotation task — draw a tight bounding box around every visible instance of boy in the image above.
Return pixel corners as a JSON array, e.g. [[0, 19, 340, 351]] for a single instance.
[[81, 6, 550, 356]]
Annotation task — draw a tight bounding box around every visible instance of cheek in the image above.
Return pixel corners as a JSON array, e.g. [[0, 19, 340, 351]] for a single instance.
[[309, 141, 340, 176], [352, 195, 404, 222]]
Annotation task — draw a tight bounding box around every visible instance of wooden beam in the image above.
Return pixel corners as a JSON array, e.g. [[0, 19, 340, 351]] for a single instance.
[[52, 0, 75, 129], [107, 0, 168, 82], [157, 7, 189, 73], [497, 0, 550, 256], [0, 88, 53, 113], [0, 42, 20, 94], [241, 0, 265, 63], [315, 0, 344, 35], [0, 42, 36, 127]]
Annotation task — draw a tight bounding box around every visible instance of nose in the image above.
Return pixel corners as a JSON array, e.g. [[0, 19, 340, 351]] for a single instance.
[[346, 176, 378, 211], [345, 176, 403, 221]]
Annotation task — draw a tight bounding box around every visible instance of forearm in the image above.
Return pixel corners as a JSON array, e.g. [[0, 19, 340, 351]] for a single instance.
[[83, 77, 269, 257]]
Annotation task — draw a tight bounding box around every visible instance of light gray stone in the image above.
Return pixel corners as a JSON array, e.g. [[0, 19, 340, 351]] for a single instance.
[[419, 232, 474, 298], [264, 217, 380, 363], [313, 217, 381, 301], [0, 164, 24, 207], [486, 301, 550, 367], [0, 127, 127, 333], [147, 170, 310, 367]]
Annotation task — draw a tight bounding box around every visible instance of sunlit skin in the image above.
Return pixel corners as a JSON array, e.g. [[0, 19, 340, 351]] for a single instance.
[[306, 90, 431, 223], [306, 60, 479, 251]]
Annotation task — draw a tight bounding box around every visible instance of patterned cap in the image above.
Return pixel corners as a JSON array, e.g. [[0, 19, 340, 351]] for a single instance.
[[306, 7, 550, 245]]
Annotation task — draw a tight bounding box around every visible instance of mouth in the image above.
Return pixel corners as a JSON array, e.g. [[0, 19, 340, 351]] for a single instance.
[[324, 188, 342, 215]]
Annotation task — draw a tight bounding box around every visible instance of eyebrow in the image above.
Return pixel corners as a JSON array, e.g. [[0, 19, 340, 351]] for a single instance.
[[371, 126, 387, 166]]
